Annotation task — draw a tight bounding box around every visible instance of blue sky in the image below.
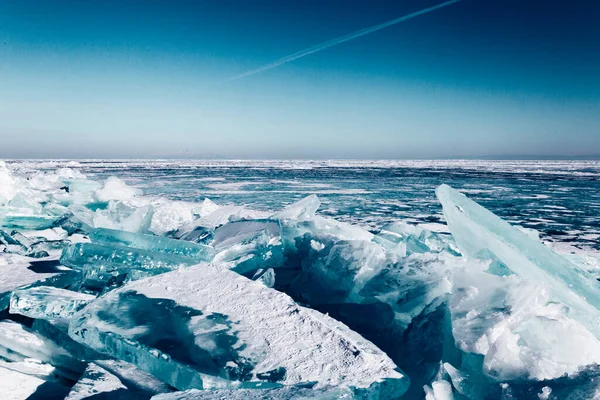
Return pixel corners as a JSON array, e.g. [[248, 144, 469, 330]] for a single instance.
[[0, 0, 599, 159]]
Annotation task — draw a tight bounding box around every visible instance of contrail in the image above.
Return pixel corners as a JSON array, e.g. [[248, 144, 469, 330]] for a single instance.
[[222, 0, 461, 83]]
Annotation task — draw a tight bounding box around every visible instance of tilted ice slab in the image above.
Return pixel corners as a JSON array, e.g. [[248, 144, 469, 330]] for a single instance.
[[10, 287, 94, 321], [69, 263, 407, 394], [437, 184, 600, 338], [89, 227, 215, 261], [270, 194, 321, 221], [60, 242, 200, 275], [66, 363, 126, 400], [0, 320, 85, 381]]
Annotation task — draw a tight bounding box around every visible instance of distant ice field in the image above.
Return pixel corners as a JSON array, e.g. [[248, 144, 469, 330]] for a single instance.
[[7, 160, 600, 250]]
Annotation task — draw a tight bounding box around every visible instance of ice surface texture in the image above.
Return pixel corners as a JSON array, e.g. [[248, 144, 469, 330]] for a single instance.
[[68, 263, 408, 395]]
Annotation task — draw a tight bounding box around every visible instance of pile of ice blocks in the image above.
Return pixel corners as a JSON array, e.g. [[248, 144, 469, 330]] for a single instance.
[[1, 160, 600, 400]]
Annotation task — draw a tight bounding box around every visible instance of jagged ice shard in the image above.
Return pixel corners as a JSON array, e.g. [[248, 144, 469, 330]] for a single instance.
[[437, 184, 600, 338], [68, 263, 408, 395]]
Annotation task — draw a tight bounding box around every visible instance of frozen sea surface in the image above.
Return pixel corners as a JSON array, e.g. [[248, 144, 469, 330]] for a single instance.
[[2, 159, 600, 399], [8, 159, 600, 249]]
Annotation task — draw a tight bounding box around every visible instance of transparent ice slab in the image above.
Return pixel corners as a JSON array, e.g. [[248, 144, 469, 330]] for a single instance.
[[65, 363, 126, 400], [10, 286, 94, 321], [60, 242, 200, 277], [0, 320, 86, 382], [89, 227, 215, 261], [0, 254, 76, 311], [437, 184, 600, 338], [0, 215, 59, 230]]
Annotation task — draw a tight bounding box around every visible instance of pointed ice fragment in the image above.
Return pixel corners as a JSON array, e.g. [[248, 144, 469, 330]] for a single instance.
[[213, 220, 284, 275], [94, 177, 142, 202], [212, 219, 280, 248], [89, 227, 215, 261], [436, 184, 600, 337], [31, 319, 105, 363], [8, 193, 43, 214], [93, 202, 154, 233], [65, 363, 127, 400], [10, 287, 94, 321], [69, 263, 407, 394], [54, 212, 92, 235], [94, 359, 175, 397], [424, 379, 454, 400], [271, 195, 321, 220], [252, 268, 275, 288]]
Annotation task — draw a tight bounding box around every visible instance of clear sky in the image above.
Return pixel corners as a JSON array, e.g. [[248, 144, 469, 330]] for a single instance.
[[0, 0, 599, 159]]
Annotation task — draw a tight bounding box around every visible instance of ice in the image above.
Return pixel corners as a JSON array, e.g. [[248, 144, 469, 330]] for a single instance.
[[212, 219, 280, 247], [95, 359, 175, 396], [68, 263, 408, 394], [252, 268, 276, 288], [0, 320, 85, 381], [0, 365, 70, 399], [277, 214, 455, 398], [424, 379, 454, 400], [66, 363, 127, 400], [176, 204, 268, 235], [271, 195, 321, 220], [94, 176, 142, 202], [92, 201, 154, 233], [213, 220, 285, 275], [0, 215, 59, 230], [0, 161, 18, 204], [150, 198, 219, 235], [60, 242, 201, 292], [282, 216, 374, 245], [65, 363, 127, 400], [449, 264, 600, 383], [0, 253, 75, 311], [437, 184, 600, 338], [90, 227, 215, 260], [8, 192, 43, 214], [152, 386, 355, 399], [5, 160, 600, 398], [10, 287, 94, 321]]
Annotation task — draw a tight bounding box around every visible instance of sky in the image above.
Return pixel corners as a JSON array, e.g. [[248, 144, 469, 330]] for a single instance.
[[0, 0, 599, 159]]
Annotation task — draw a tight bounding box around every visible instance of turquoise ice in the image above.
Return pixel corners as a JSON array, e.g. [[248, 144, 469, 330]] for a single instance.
[[10, 287, 94, 321], [89, 227, 215, 261], [437, 184, 600, 338]]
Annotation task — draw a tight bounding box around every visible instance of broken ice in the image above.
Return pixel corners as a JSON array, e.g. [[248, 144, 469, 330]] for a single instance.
[[10, 287, 94, 321], [437, 184, 600, 338], [2, 160, 600, 399], [68, 263, 408, 395]]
